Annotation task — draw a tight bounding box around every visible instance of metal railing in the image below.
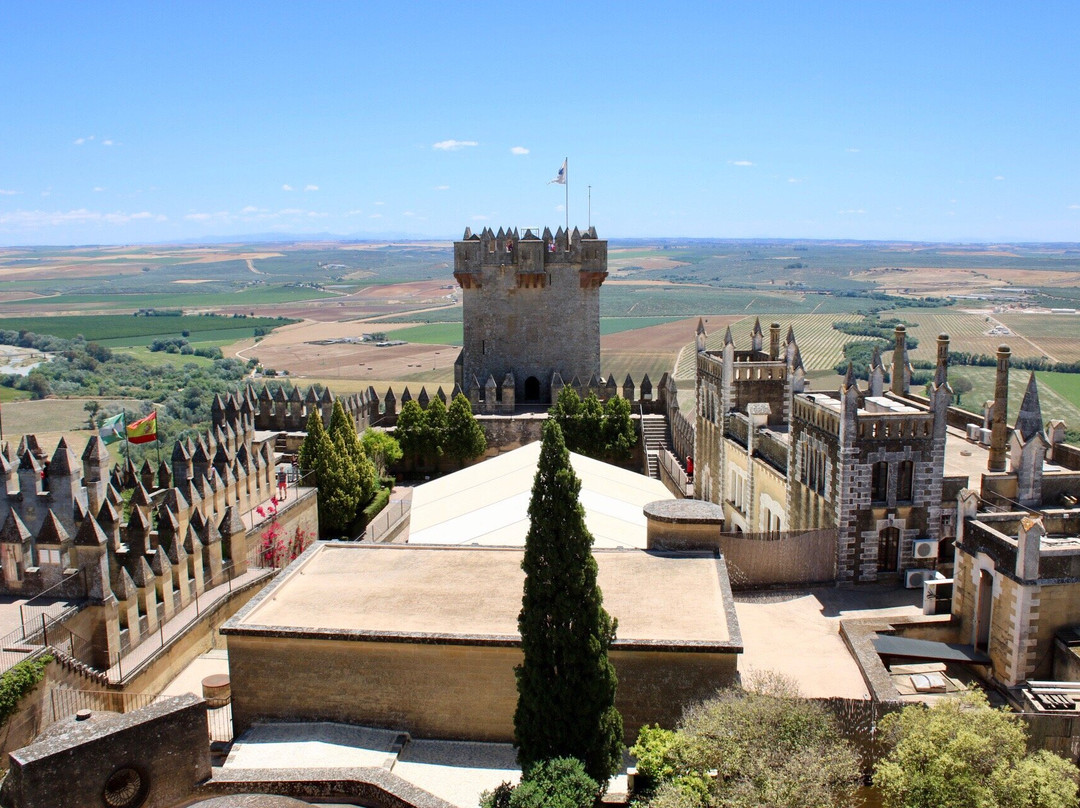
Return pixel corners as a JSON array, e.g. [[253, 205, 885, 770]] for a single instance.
[[17, 568, 87, 635], [48, 687, 157, 723]]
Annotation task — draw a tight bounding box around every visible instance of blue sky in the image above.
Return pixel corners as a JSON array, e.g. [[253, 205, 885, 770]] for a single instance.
[[1, 1, 1078, 245]]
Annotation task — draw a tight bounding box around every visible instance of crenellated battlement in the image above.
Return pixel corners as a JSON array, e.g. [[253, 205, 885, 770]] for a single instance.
[[453, 226, 607, 288]]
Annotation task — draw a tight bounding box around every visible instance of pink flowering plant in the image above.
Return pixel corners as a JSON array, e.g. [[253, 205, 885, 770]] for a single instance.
[[257, 497, 314, 568]]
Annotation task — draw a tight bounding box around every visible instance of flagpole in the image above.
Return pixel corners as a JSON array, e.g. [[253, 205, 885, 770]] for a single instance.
[[588, 185, 591, 231], [564, 157, 569, 233], [154, 408, 162, 468], [122, 410, 131, 467]]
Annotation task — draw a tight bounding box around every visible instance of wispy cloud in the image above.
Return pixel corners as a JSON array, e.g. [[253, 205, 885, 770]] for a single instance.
[[0, 189, 19, 196], [369, 213, 383, 219], [93, 187, 105, 192], [0, 208, 165, 228], [471, 214, 489, 221], [402, 211, 415, 217], [282, 184, 294, 191], [729, 160, 754, 167], [510, 146, 529, 155], [838, 209, 866, 215], [434, 185, 450, 191], [304, 184, 319, 192], [102, 139, 115, 146], [787, 178, 802, 184], [374, 201, 385, 206], [240, 206, 264, 214], [73, 136, 94, 145], [993, 175, 1005, 181], [846, 147, 860, 153], [433, 139, 478, 151], [1069, 204, 1080, 210], [345, 209, 364, 216]]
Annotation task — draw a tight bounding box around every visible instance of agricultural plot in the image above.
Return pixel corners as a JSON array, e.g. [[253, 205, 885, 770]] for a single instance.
[[0, 286, 335, 314], [890, 309, 1022, 361], [995, 313, 1080, 363], [687, 314, 878, 375], [0, 314, 295, 345], [947, 367, 1080, 427]]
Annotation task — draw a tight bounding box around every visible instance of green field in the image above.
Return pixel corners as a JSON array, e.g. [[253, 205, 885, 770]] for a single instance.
[[115, 346, 218, 369], [0, 387, 32, 403], [0, 286, 335, 311], [0, 313, 295, 346], [390, 322, 464, 345]]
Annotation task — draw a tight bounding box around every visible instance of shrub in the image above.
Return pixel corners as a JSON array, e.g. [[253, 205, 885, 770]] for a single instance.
[[0, 654, 52, 726]]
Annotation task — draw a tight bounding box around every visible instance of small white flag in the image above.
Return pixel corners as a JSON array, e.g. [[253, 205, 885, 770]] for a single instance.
[[549, 159, 567, 185]]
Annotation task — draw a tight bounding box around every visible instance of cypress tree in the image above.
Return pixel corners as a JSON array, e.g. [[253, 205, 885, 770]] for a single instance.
[[444, 393, 486, 467], [514, 420, 623, 785], [329, 399, 377, 504]]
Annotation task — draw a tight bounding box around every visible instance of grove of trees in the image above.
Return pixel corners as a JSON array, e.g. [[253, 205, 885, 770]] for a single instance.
[[395, 393, 487, 468], [547, 388, 636, 462], [298, 401, 380, 536]]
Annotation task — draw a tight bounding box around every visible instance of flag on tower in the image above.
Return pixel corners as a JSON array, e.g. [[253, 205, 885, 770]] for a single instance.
[[99, 412, 125, 445], [549, 159, 567, 185], [126, 410, 158, 444]]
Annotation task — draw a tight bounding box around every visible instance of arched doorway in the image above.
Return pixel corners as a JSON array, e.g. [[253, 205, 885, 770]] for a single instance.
[[524, 376, 541, 402], [878, 526, 900, 573]]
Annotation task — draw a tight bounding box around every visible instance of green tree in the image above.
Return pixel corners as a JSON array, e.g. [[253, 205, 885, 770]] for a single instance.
[[424, 395, 449, 459], [602, 394, 635, 461], [480, 757, 599, 808], [549, 386, 583, 450], [578, 393, 605, 456], [514, 420, 623, 785], [632, 673, 861, 808], [395, 400, 428, 465], [445, 393, 486, 467], [83, 399, 101, 429], [298, 409, 327, 475], [361, 428, 402, 478], [951, 375, 973, 407], [873, 691, 1079, 808], [329, 399, 377, 505]]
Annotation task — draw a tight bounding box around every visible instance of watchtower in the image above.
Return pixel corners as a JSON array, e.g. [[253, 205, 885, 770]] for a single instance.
[[453, 225, 607, 405]]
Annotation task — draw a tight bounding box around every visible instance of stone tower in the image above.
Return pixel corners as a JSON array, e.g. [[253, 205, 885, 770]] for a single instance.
[[453, 225, 607, 405]]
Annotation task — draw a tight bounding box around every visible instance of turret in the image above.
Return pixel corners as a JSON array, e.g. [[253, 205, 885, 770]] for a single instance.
[[1010, 373, 1048, 508]]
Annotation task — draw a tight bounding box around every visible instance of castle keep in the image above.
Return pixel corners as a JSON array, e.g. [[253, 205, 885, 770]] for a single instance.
[[454, 225, 607, 405]]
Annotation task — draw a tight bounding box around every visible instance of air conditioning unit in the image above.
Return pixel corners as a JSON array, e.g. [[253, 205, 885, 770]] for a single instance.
[[923, 577, 954, 615], [913, 539, 940, 560], [905, 568, 934, 589]]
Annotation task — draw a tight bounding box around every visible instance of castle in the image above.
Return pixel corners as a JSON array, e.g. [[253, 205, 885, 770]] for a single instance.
[[454, 225, 607, 405], [693, 320, 951, 585]]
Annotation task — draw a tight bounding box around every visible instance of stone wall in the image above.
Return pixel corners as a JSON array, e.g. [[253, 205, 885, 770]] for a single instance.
[[2, 694, 210, 808], [719, 530, 837, 589], [227, 634, 737, 744]]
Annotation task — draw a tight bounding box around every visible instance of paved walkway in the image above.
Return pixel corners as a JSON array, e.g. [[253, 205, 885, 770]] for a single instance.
[[106, 567, 273, 683]]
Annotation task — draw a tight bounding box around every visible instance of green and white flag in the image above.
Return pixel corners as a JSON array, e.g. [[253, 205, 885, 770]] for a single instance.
[[99, 412, 125, 445]]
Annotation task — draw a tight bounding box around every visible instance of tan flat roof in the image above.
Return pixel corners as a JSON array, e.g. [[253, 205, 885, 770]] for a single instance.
[[228, 544, 737, 650]]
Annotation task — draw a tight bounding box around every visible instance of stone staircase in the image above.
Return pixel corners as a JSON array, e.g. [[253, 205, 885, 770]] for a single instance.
[[640, 415, 671, 479]]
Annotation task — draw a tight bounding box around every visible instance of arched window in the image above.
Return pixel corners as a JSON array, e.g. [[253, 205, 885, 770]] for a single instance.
[[898, 460, 914, 502], [871, 461, 889, 503], [523, 376, 541, 402]]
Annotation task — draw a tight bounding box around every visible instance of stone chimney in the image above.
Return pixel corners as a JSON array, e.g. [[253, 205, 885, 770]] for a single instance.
[[988, 344, 1010, 472]]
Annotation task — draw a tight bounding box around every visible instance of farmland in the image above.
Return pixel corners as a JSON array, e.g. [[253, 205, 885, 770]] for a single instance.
[[0, 313, 296, 346], [0, 238, 1078, 430]]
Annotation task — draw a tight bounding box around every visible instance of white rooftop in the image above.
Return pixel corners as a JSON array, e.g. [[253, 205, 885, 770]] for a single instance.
[[407, 441, 673, 549]]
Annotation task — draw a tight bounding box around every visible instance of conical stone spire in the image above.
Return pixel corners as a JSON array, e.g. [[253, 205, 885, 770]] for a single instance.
[[1015, 373, 1044, 443]]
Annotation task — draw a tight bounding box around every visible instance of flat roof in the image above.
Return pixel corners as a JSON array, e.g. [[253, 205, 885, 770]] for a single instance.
[[226, 543, 739, 652], [407, 441, 672, 549]]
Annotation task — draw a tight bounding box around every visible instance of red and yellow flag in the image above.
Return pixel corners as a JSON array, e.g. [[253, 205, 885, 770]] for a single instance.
[[126, 411, 158, 444]]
